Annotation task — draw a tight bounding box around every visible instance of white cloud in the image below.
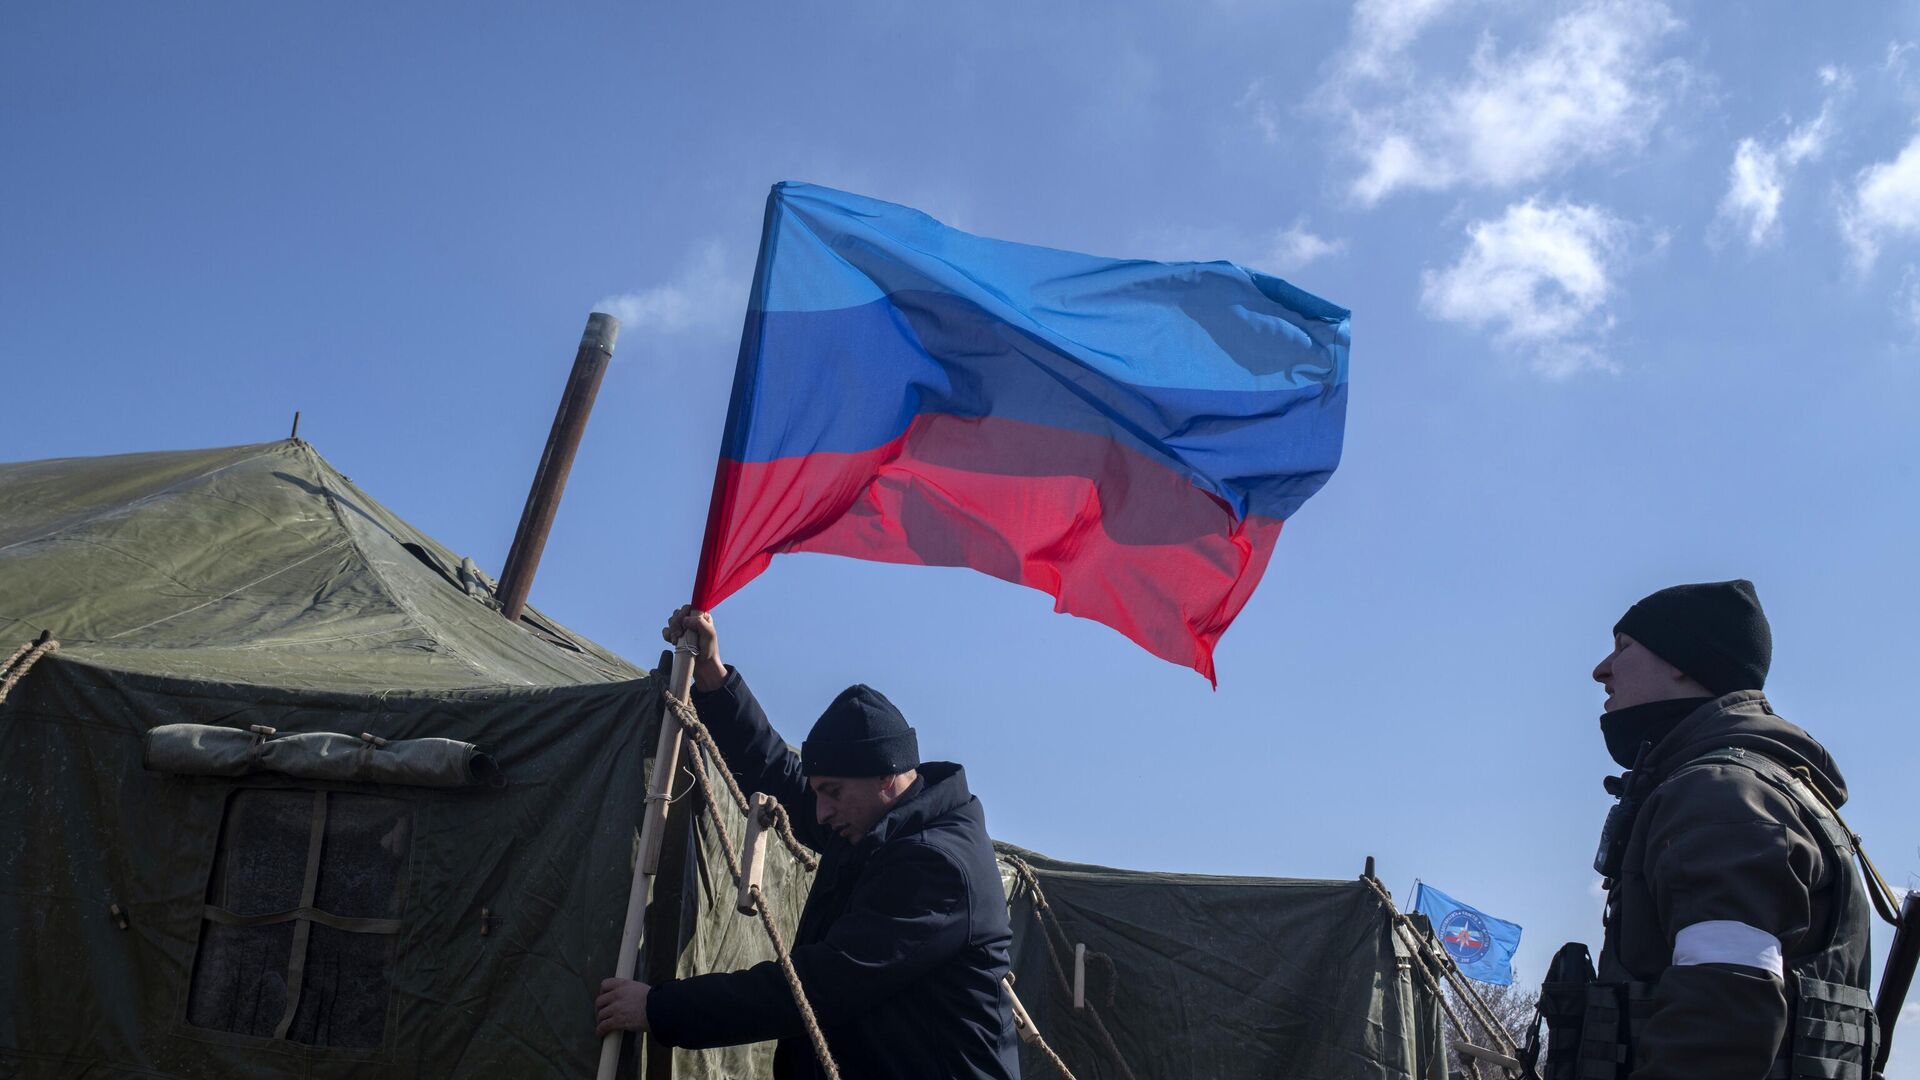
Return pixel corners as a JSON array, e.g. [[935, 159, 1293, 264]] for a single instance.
[[1341, 0, 1685, 204], [1893, 1004, 1920, 1080], [1721, 140, 1785, 245], [1781, 109, 1837, 164], [1237, 79, 1282, 144], [1841, 131, 1920, 271], [1717, 85, 1838, 248], [1351, 132, 1428, 206], [1127, 220, 1346, 278], [1422, 198, 1629, 376], [594, 240, 746, 338], [1347, 0, 1469, 78], [1266, 219, 1346, 272], [1900, 267, 1920, 333]]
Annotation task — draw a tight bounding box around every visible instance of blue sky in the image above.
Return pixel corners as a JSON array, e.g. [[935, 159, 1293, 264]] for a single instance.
[[5, 0, 1918, 1065]]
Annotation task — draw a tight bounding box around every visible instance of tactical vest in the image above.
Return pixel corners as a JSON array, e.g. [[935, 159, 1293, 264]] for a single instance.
[[1527, 747, 1875, 1080]]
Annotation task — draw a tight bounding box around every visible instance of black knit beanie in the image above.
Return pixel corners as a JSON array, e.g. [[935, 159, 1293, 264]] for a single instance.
[[801, 685, 919, 778], [1613, 579, 1772, 695]]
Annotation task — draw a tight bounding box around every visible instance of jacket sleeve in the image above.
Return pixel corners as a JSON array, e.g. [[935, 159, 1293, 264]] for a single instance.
[[1629, 763, 1826, 1080], [646, 843, 973, 1049], [645, 959, 797, 1050], [687, 666, 828, 851]]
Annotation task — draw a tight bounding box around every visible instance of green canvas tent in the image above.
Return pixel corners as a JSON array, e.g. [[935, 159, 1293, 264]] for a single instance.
[[0, 440, 1447, 1079], [0, 439, 757, 1078], [996, 847, 1448, 1080]]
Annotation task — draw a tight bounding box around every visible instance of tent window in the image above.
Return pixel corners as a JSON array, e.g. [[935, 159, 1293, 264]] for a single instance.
[[186, 789, 411, 1049]]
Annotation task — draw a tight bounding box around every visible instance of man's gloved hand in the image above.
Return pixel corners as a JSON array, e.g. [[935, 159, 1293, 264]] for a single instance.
[[596, 977, 652, 1037], [663, 605, 727, 692]]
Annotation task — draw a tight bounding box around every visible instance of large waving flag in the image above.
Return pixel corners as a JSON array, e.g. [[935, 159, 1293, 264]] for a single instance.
[[693, 182, 1350, 682], [1412, 882, 1523, 986]]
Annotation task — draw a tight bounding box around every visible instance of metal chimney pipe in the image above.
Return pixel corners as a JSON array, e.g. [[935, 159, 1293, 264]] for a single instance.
[[496, 312, 619, 623]]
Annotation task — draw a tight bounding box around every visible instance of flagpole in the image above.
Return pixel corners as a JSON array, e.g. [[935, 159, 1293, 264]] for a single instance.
[[596, 631, 696, 1080], [594, 206, 768, 1076]]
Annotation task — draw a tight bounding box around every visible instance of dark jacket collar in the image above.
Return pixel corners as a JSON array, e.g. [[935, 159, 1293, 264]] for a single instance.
[[1639, 690, 1849, 805], [862, 761, 971, 849]]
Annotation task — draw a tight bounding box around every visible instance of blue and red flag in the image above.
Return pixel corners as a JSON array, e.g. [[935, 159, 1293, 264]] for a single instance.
[[692, 182, 1350, 682], [1412, 882, 1523, 986]]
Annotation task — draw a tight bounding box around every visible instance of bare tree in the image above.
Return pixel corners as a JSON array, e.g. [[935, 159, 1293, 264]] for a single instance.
[[1442, 980, 1539, 1077]]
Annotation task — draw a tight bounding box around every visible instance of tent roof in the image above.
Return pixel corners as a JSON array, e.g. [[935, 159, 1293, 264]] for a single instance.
[[0, 439, 643, 691]]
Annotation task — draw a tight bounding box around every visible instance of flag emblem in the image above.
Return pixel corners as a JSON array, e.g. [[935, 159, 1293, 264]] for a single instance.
[[1437, 909, 1493, 965]]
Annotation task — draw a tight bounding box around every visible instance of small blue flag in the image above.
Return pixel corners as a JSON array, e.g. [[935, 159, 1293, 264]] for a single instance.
[[1412, 882, 1523, 986]]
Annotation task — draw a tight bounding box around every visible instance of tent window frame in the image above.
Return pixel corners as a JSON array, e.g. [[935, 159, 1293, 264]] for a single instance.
[[182, 785, 413, 1052]]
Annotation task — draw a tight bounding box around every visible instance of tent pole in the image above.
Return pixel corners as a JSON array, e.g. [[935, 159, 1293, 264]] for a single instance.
[[598, 632, 695, 1080], [641, 737, 699, 1080], [498, 312, 620, 623]]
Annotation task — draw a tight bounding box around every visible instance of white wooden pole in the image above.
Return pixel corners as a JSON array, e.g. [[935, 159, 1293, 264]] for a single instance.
[[1004, 976, 1042, 1046], [736, 793, 774, 916], [596, 632, 696, 1080], [1073, 943, 1086, 1010]]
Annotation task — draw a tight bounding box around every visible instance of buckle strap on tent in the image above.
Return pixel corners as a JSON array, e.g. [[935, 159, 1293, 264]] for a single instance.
[[272, 790, 329, 1041], [202, 905, 401, 935]]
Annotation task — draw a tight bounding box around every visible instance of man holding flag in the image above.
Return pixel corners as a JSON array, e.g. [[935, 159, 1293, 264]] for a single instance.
[[596, 180, 1351, 1073], [593, 606, 1020, 1079]]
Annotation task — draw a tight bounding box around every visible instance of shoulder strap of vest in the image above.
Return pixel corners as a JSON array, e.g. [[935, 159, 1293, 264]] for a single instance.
[[1666, 747, 1908, 931], [1663, 747, 1854, 854]]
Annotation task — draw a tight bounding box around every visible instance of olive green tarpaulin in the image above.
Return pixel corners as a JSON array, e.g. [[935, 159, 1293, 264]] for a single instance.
[[0, 440, 1444, 1079], [0, 441, 800, 1079], [0, 441, 639, 690], [997, 846, 1448, 1080]]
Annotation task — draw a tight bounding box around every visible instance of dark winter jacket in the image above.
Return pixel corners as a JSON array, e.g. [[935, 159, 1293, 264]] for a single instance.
[[1597, 690, 1871, 1079], [646, 668, 1021, 1080]]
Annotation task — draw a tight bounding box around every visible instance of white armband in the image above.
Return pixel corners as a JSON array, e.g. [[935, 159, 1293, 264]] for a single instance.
[[1672, 920, 1784, 976]]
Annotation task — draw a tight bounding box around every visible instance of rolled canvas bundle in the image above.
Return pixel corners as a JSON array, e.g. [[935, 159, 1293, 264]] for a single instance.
[[144, 723, 504, 788]]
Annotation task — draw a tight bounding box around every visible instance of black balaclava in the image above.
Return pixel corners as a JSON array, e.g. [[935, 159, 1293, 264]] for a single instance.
[[1600, 697, 1714, 769], [801, 684, 919, 777], [1598, 579, 1773, 769]]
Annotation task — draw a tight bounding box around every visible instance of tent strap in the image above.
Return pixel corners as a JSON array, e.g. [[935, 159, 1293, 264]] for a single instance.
[[272, 790, 330, 1041], [203, 905, 401, 935]]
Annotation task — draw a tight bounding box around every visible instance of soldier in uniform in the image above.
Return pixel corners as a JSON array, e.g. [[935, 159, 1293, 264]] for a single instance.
[[1555, 579, 1875, 1078]]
